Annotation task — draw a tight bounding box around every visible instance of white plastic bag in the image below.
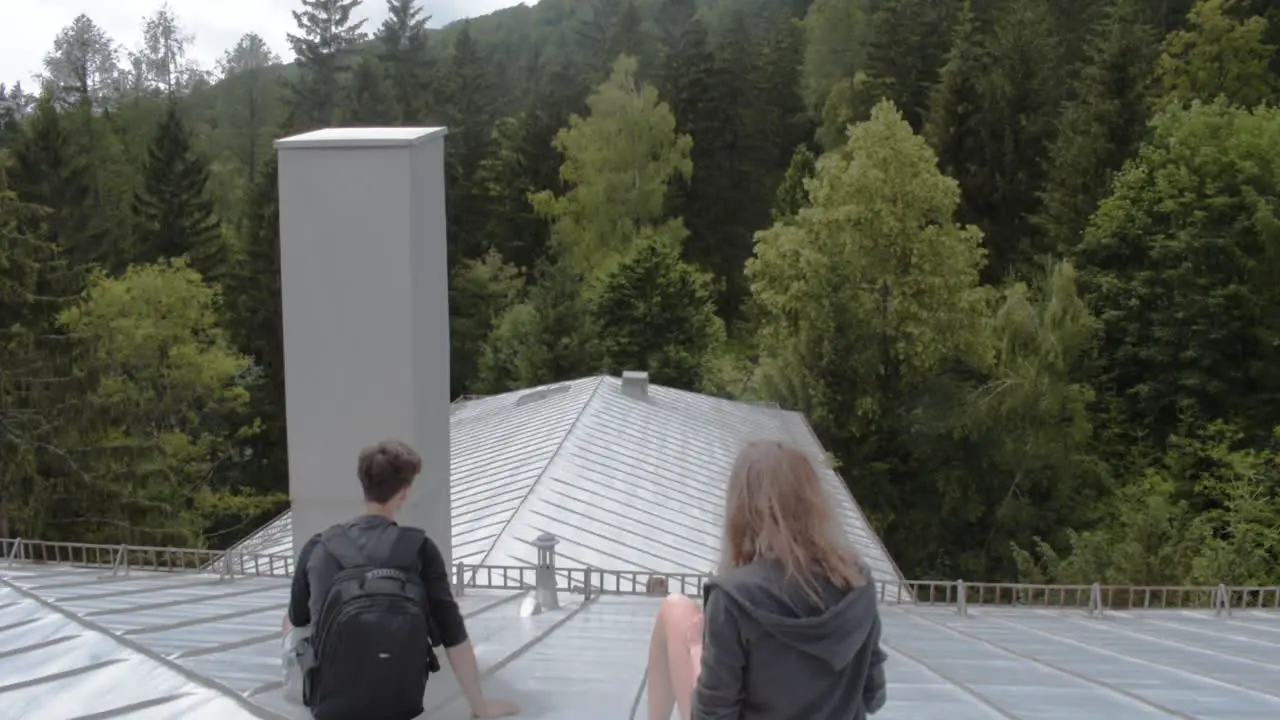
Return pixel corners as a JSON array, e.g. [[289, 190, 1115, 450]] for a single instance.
[[282, 625, 312, 705]]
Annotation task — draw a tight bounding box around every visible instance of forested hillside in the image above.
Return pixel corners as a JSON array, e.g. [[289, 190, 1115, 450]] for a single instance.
[[1, 0, 1278, 585]]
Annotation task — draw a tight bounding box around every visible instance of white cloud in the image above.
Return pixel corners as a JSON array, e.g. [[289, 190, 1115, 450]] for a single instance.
[[0, 0, 529, 90]]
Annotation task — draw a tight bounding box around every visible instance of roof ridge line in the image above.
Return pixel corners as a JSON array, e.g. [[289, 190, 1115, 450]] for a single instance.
[[473, 376, 607, 567], [0, 575, 289, 720]]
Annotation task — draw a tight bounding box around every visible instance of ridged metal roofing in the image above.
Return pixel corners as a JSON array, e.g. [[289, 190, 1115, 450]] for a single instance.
[[229, 376, 905, 589], [3, 563, 1279, 719], [0, 577, 269, 719]]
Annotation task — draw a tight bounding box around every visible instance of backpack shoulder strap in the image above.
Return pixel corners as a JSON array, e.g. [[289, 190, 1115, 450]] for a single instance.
[[319, 525, 366, 570], [390, 527, 426, 571]]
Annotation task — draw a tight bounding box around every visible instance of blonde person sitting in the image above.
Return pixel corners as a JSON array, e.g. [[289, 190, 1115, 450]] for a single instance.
[[645, 440, 888, 720]]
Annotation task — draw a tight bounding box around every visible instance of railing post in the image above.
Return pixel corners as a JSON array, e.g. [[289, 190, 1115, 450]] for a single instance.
[[1088, 582, 1104, 617], [5, 538, 22, 567], [957, 580, 967, 616], [455, 562, 465, 597], [222, 550, 235, 581], [1214, 583, 1231, 617]]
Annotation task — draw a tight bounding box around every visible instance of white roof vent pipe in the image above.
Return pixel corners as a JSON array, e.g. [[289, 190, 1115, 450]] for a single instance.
[[621, 370, 649, 398]]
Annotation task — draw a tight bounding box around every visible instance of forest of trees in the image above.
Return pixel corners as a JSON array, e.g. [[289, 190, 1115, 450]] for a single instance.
[[1, 0, 1278, 587]]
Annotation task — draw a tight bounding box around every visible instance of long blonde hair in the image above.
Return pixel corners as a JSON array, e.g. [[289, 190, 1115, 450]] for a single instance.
[[720, 440, 864, 602]]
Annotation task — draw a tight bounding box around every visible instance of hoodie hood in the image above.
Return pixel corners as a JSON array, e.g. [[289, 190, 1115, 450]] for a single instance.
[[706, 559, 879, 670]]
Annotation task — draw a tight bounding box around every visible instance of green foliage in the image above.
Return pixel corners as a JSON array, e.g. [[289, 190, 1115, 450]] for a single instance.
[[749, 100, 988, 435], [925, 1, 987, 230], [133, 103, 224, 282], [1016, 422, 1280, 586], [474, 260, 595, 394], [0, 191, 52, 537], [286, 0, 368, 129], [862, 0, 960, 132], [771, 145, 816, 221], [974, 0, 1063, 278], [1037, 0, 1160, 252], [801, 0, 879, 118], [1077, 100, 1280, 443], [1158, 0, 1278, 107], [531, 55, 693, 278], [377, 0, 433, 124], [449, 249, 525, 398], [45, 260, 271, 545], [8, 95, 103, 274], [591, 235, 726, 390]]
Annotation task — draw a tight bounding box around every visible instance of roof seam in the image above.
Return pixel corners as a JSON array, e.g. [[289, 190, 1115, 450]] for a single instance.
[[423, 594, 600, 716], [0, 575, 289, 720], [473, 376, 606, 567], [900, 606, 1200, 717]]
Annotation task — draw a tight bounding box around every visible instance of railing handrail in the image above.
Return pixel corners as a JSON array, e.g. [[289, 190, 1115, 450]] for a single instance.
[[3, 537, 1278, 612]]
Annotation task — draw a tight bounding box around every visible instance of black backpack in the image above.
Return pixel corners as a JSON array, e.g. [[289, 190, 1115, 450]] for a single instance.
[[304, 524, 441, 719]]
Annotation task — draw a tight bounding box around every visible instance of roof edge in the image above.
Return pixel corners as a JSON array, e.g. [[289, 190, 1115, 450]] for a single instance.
[[784, 410, 910, 586]]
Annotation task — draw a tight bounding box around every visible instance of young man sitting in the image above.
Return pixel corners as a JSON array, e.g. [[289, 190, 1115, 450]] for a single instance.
[[285, 439, 519, 720]]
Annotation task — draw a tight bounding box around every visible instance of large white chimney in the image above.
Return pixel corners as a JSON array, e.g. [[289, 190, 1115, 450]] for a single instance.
[[275, 127, 452, 568]]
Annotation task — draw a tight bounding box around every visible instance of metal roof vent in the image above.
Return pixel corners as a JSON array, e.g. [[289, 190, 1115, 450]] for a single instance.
[[621, 370, 649, 398], [515, 384, 571, 407], [526, 532, 560, 615]]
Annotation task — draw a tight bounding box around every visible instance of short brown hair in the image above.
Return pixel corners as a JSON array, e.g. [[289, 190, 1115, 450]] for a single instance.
[[357, 440, 422, 504]]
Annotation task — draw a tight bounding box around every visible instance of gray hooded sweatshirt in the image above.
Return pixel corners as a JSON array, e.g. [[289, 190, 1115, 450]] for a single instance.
[[691, 559, 887, 720]]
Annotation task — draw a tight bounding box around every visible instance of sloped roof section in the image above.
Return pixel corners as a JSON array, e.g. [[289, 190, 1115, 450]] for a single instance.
[[479, 376, 903, 587], [0, 575, 270, 719], [229, 375, 903, 589]]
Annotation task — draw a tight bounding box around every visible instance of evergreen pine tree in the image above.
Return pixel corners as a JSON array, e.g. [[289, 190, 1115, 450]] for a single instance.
[[864, 0, 961, 132], [610, 0, 645, 61], [377, 0, 431, 123], [225, 157, 287, 494], [656, 4, 725, 232], [977, 0, 1063, 280], [440, 24, 496, 263], [656, 0, 697, 50], [772, 145, 817, 221], [576, 0, 626, 84], [925, 1, 990, 234], [591, 237, 725, 391], [345, 55, 395, 124], [287, 0, 369, 129], [133, 103, 223, 282], [7, 94, 100, 278], [1037, 0, 1160, 252]]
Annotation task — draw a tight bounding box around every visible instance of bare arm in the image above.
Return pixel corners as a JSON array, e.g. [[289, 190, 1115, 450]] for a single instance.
[[418, 538, 497, 717], [445, 640, 487, 714]]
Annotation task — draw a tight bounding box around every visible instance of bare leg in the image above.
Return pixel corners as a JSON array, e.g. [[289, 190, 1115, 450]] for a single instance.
[[647, 593, 704, 720]]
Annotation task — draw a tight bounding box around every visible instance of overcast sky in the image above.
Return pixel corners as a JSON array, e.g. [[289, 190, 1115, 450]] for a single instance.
[[1, 0, 528, 89]]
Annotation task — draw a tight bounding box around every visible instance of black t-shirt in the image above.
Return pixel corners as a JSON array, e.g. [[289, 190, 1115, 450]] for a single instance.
[[287, 515, 469, 649]]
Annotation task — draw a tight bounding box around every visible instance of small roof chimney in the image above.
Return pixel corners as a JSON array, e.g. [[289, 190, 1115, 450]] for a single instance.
[[621, 370, 649, 398]]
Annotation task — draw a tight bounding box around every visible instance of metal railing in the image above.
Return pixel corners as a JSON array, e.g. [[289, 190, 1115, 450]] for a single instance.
[[2, 537, 294, 579], [4, 537, 1278, 616], [452, 563, 709, 599]]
